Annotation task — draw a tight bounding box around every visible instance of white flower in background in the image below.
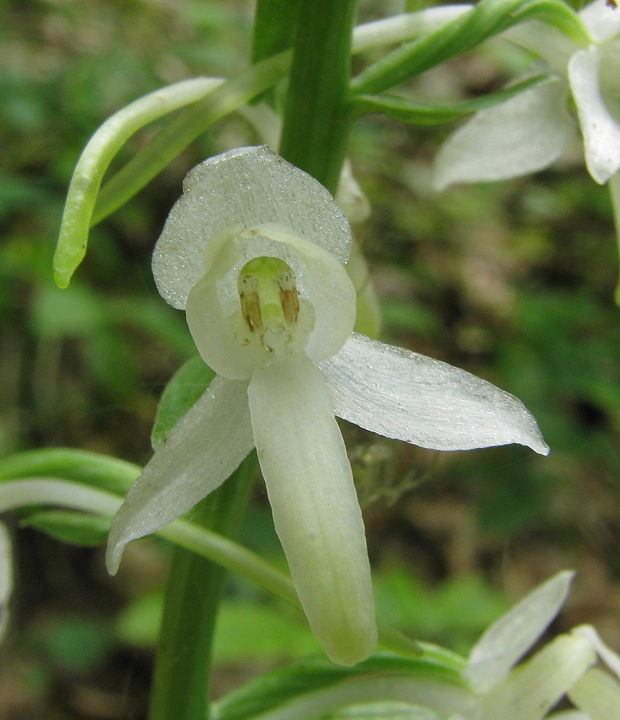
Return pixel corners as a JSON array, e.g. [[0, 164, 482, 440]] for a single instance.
[[106, 145, 548, 665], [456, 570, 620, 720], [434, 0, 620, 189]]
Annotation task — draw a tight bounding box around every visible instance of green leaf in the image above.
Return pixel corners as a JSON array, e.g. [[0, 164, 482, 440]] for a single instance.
[[353, 74, 552, 126], [351, 0, 588, 95], [0, 448, 139, 495], [92, 51, 291, 229], [20, 509, 110, 546], [211, 652, 467, 720], [151, 355, 216, 449]]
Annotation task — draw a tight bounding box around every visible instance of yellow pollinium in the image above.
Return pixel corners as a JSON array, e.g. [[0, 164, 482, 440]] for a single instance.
[[238, 256, 300, 352]]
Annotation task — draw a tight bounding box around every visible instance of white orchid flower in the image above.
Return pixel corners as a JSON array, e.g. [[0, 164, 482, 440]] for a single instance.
[[434, 0, 620, 189], [434, 0, 620, 301], [105, 145, 548, 665], [455, 570, 620, 720]]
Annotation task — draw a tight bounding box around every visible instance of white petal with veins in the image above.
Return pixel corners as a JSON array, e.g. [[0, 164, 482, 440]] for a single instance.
[[106, 376, 254, 573], [247, 354, 376, 665], [320, 333, 549, 454]]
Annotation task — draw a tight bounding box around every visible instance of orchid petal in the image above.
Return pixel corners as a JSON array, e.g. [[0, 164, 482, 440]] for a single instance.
[[572, 625, 620, 679], [480, 634, 596, 720], [320, 333, 549, 454], [433, 79, 575, 189], [466, 571, 574, 693], [580, 0, 620, 43], [568, 46, 620, 184], [106, 376, 254, 573], [153, 146, 352, 309], [569, 667, 620, 720], [247, 354, 376, 665]]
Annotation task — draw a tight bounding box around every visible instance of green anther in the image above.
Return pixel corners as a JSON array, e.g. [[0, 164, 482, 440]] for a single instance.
[[238, 256, 300, 351]]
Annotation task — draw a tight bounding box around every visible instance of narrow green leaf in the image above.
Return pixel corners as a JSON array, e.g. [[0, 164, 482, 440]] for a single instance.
[[351, 0, 588, 95], [0, 448, 139, 495], [353, 74, 552, 126], [151, 356, 216, 450], [20, 509, 110, 546], [54, 52, 290, 288], [212, 651, 467, 720], [92, 51, 291, 228], [53, 77, 224, 289]]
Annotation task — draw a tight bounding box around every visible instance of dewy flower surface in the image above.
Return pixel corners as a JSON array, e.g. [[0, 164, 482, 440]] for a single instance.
[[106, 145, 549, 665]]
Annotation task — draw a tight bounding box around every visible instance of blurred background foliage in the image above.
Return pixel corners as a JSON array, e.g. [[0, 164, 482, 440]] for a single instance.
[[1, 0, 619, 717]]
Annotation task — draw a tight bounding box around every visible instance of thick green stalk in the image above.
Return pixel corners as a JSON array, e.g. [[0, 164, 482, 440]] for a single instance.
[[251, 0, 302, 63], [279, 0, 359, 192], [149, 453, 256, 720]]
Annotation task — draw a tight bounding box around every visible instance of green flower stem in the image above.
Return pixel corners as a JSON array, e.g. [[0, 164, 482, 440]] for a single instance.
[[149, 453, 257, 720], [279, 0, 359, 193], [251, 0, 302, 64]]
